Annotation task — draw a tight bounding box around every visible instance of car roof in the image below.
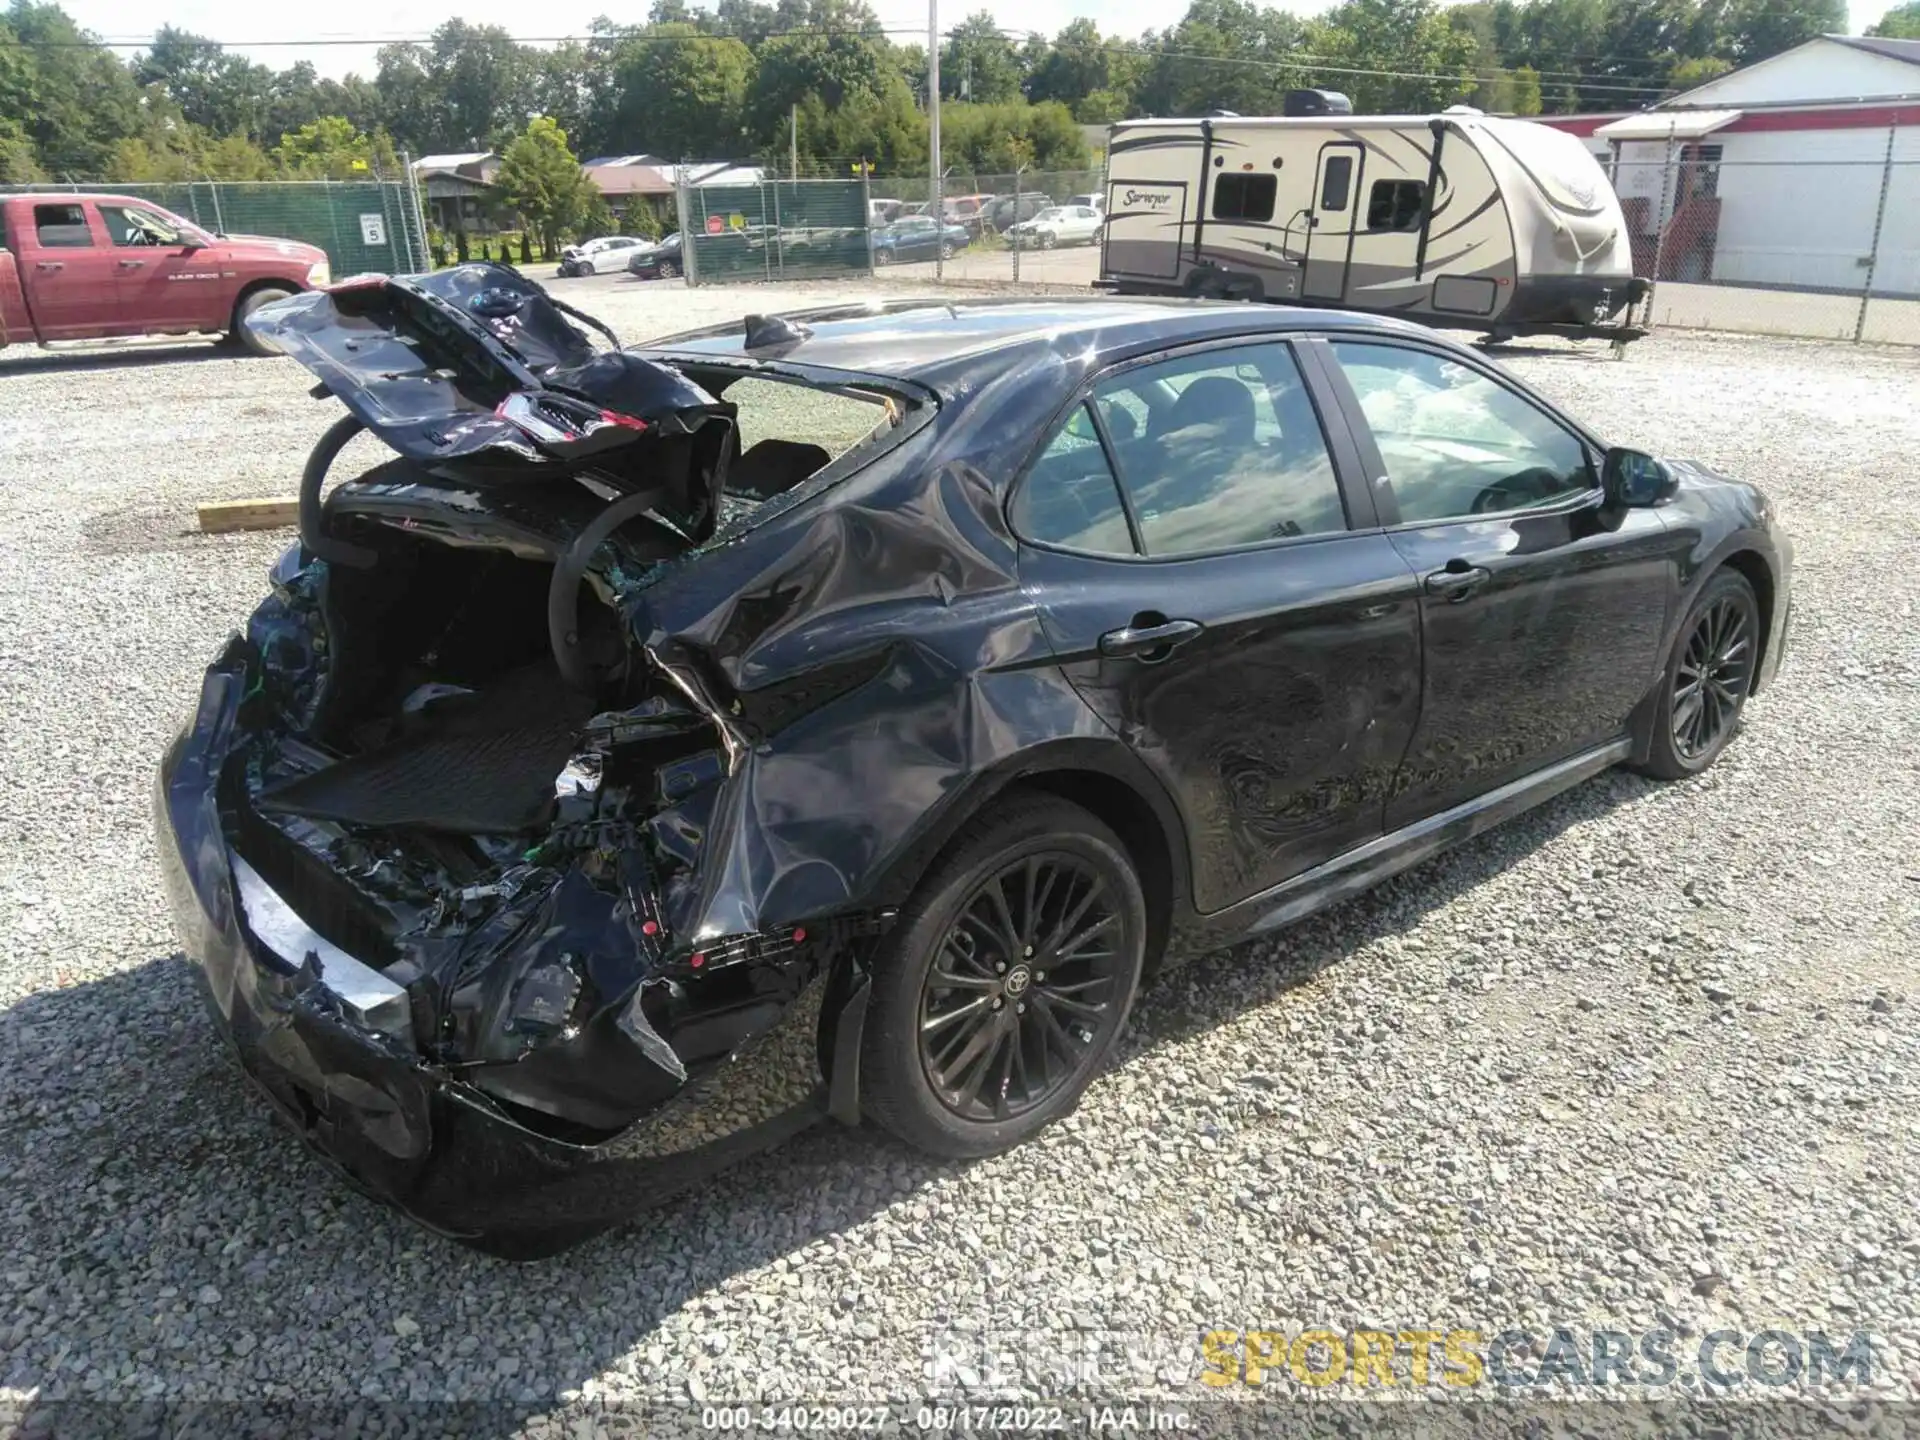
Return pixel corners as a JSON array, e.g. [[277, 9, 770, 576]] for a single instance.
[[640, 296, 1439, 389]]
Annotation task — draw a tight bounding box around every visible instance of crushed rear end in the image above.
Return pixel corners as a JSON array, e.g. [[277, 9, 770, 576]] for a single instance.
[[154, 268, 896, 1255]]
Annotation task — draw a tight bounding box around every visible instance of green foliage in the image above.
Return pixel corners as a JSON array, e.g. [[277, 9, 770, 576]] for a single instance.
[[495, 115, 601, 251], [942, 12, 1027, 103], [0, 0, 1881, 184], [939, 101, 1090, 172], [272, 115, 400, 179], [609, 24, 753, 158], [1868, 0, 1920, 35]]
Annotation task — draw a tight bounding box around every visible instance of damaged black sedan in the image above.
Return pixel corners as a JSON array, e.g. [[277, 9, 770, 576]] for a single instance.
[[156, 265, 1791, 1256]]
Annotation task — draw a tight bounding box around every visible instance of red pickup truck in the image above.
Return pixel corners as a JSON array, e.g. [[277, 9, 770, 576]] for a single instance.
[[0, 193, 330, 357]]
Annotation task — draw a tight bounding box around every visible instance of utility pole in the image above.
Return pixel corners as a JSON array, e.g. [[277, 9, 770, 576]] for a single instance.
[[927, 0, 941, 231], [790, 103, 799, 180]]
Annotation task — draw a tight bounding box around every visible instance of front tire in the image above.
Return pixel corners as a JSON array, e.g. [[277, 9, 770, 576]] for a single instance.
[[1040, 231, 1057, 249], [229, 286, 295, 357], [1635, 568, 1760, 780], [860, 793, 1146, 1159], [939, 241, 956, 260], [658, 259, 680, 279]]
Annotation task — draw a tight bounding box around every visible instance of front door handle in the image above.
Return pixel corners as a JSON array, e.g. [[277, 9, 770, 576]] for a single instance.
[[1424, 564, 1492, 601], [35, 261, 63, 272], [1099, 617, 1203, 661], [117, 258, 146, 270]]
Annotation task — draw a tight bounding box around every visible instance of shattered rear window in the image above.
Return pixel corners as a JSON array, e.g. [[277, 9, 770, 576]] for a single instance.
[[696, 373, 905, 535]]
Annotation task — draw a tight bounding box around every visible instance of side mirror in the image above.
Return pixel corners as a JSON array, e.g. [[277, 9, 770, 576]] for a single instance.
[[1601, 447, 1676, 508]]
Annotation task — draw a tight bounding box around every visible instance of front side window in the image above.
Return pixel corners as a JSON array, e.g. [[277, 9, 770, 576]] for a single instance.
[[34, 203, 93, 248], [1097, 343, 1346, 555], [97, 205, 180, 247], [1366, 180, 1427, 232], [1010, 403, 1134, 554], [1211, 173, 1277, 223], [1329, 341, 1593, 523]]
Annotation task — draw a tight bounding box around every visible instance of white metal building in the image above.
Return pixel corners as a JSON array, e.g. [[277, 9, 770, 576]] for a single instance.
[[1541, 36, 1919, 296]]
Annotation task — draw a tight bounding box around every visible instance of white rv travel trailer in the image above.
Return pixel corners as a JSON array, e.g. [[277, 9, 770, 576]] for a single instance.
[[1100, 93, 1649, 340]]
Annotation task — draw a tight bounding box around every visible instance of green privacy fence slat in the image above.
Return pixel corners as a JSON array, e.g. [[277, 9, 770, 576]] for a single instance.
[[0, 180, 430, 276], [684, 180, 870, 285]]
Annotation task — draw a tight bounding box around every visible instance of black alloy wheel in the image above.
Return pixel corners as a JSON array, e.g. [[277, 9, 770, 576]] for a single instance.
[[860, 794, 1146, 1157], [1637, 568, 1760, 779], [918, 852, 1125, 1122]]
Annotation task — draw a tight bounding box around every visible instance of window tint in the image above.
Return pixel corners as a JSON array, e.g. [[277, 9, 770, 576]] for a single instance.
[[1011, 403, 1135, 554], [1099, 343, 1346, 554], [1366, 179, 1426, 231], [1319, 156, 1353, 211], [1211, 173, 1276, 223], [1329, 341, 1593, 523], [34, 203, 93, 248]]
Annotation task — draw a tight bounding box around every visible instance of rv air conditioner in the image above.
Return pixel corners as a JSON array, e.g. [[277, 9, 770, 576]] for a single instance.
[[1282, 89, 1353, 116]]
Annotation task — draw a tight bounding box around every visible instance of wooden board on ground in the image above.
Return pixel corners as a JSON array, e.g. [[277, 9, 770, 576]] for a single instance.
[[197, 498, 300, 534]]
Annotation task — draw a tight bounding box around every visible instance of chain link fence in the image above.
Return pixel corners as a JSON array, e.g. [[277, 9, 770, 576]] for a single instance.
[[677, 178, 871, 286], [1612, 136, 1919, 347], [860, 169, 1108, 286], [0, 177, 431, 277]]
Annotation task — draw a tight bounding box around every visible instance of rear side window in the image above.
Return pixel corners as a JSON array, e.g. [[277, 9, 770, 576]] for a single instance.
[[34, 204, 93, 248], [1011, 404, 1135, 555], [1097, 342, 1347, 555], [1211, 173, 1276, 223], [1367, 180, 1427, 231]]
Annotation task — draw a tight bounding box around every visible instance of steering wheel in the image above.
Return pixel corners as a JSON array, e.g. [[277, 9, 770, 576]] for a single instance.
[[1470, 466, 1566, 515]]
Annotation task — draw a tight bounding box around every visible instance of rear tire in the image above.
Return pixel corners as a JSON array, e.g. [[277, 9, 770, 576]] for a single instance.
[[859, 793, 1146, 1159], [658, 260, 680, 279], [940, 241, 956, 260], [1634, 568, 1760, 780], [229, 286, 295, 357]]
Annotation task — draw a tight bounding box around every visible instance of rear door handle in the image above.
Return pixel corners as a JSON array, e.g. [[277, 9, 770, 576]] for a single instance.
[[35, 261, 62, 272], [1099, 618, 1203, 661], [1424, 564, 1492, 601]]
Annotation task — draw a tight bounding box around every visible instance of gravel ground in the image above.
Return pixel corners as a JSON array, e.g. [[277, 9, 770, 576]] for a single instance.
[[1, 278, 1918, 1431]]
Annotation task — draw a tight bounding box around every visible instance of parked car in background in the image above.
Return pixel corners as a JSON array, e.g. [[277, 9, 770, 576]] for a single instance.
[[1004, 205, 1104, 248], [983, 192, 1052, 234], [941, 194, 996, 239], [0, 193, 328, 357], [1064, 193, 1106, 213], [625, 233, 684, 280], [868, 199, 904, 226], [558, 236, 649, 276], [870, 215, 970, 264]]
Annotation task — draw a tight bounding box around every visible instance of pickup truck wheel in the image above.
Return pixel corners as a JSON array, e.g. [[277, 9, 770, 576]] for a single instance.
[[229, 287, 295, 357]]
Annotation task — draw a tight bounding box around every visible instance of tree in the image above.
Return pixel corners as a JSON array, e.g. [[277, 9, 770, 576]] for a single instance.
[[3, 1, 145, 176], [747, 29, 894, 142], [942, 12, 1025, 102], [273, 115, 399, 179], [0, 118, 44, 182], [607, 24, 752, 159], [1027, 19, 1142, 117], [133, 28, 274, 140], [1134, 0, 1313, 118], [1868, 0, 1920, 35], [495, 115, 600, 253], [1719, 0, 1845, 61], [940, 99, 1089, 172], [1306, 0, 1479, 113]]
